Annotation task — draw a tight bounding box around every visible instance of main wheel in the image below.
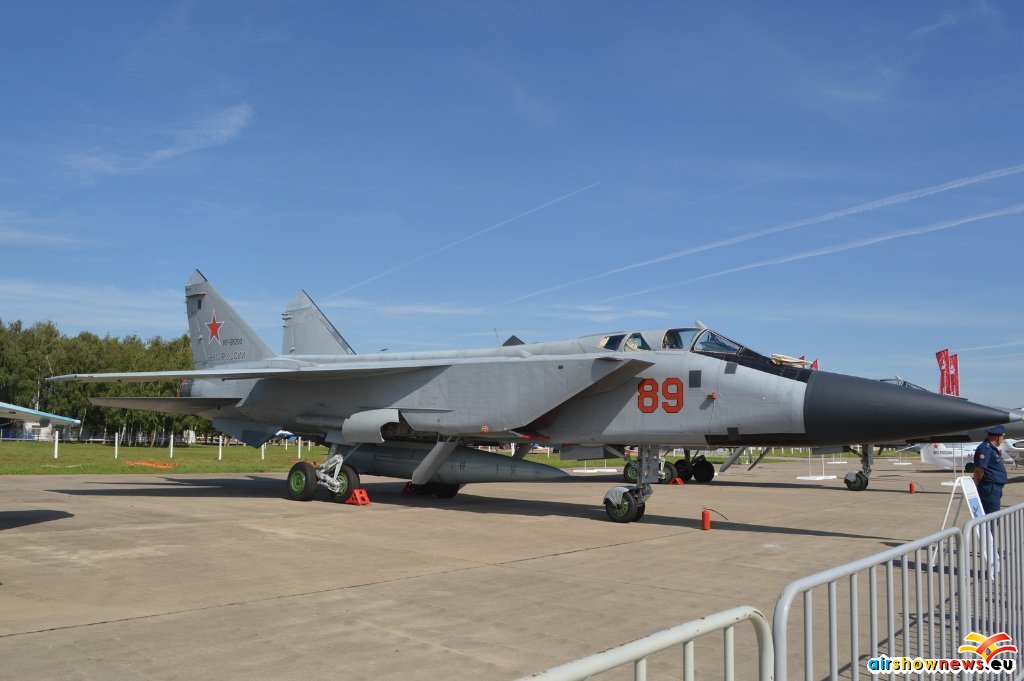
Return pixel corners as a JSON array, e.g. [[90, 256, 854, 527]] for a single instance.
[[692, 458, 715, 483], [605, 491, 639, 523], [675, 461, 693, 481], [657, 462, 678, 484], [327, 464, 360, 503], [844, 471, 869, 491], [634, 503, 646, 521], [432, 483, 461, 499], [623, 461, 639, 483], [286, 461, 318, 501]]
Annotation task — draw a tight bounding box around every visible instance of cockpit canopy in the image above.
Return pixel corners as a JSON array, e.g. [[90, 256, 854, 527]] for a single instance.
[[597, 327, 764, 360]]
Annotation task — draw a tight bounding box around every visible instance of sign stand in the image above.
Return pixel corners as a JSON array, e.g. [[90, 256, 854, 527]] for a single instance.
[[939, 476, 985, 531], [796, 451, 836, 481], [933, 476, 997, 571]]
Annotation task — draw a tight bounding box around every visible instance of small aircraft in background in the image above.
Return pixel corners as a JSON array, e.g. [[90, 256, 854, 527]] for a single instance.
[[920, 440, 1023, 472], [0, 401, 81, 432], [48, 271, 1020, 522]]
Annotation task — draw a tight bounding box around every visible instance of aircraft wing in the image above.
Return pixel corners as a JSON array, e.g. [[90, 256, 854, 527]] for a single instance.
[[47, 354, 635, 384], [0, 401, 81, 426], [46, 360, 456, 383]]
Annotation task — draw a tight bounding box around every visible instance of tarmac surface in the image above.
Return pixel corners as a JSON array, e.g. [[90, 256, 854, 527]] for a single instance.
[[1, 457, 1020, 680]]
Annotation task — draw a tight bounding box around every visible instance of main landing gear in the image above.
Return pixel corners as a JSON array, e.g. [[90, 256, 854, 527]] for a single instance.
[[843, 444, 873, 491], [605, 445, 659, 522], [623, 456, 680, 485], [286, 444, 360, 502]]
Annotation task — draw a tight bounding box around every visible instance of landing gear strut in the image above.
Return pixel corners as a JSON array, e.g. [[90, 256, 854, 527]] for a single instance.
[[844, 444, 873, 491]]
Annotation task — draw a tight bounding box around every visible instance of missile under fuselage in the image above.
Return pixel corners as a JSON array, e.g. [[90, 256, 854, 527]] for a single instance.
[[345, 442, 567, 484]]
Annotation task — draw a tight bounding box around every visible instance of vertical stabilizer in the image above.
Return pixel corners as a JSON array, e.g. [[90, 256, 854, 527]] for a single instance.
[[185, 270, 275, 368], [281, 291, 356, 355]]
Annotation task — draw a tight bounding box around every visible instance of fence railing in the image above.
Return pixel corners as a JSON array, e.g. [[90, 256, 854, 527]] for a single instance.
[[772, 527, 966, 681], [520, 503, 1024, 681], [963, 504, 1024, 672], [515, 605, 772, 681]]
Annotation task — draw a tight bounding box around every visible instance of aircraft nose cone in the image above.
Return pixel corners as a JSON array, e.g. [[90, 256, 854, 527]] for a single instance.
[[803, 371, 1015, 446]]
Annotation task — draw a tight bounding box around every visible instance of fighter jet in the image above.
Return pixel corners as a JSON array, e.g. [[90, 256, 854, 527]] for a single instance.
[[48, 271, 1021, 522]]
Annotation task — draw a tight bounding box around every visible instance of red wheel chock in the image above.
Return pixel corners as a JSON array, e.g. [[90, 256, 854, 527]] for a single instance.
[[345, 488, 371, 506]]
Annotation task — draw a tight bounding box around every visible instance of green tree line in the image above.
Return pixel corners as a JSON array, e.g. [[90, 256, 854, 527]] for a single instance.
[[0, 320, 213, 445]]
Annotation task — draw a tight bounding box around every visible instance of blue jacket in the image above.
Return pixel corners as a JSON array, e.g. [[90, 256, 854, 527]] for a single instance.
[[974, 440, 1008, 486]]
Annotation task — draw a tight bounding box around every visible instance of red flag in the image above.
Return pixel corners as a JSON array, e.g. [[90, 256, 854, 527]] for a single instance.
[[810, 359, 819, 370], [936, 349, 950, 395], [948, 354, 960, 397]]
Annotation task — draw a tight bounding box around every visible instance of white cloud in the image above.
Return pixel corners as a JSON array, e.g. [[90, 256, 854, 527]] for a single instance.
[[538, 305, 669, 324], [324, 297, 483, 316], [64, 104, 252, 183], [0, 211, 85, 246], [0, 279, 182, 336], [149, 104, 251, 163], [908, 11, 958, 40]]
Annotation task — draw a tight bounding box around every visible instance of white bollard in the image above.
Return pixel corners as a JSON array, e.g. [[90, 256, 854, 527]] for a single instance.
[[298, 437, 302, 460], [261, 443, 265, 461], [170, 432, 174, 459], [114, 431, 119, 459], [218, 435, 223, 461], [53, 430, 59, 459]]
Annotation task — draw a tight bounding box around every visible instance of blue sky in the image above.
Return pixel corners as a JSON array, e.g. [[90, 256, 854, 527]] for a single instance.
[[2, 1, 1023, 405]]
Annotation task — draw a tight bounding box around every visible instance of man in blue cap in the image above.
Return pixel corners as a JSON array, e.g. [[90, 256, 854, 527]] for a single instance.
[[973, 425, 1008, 513]]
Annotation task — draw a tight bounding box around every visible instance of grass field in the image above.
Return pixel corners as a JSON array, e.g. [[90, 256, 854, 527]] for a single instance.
[[0, 440, 881, 476], [0, 440, 332, 475], [0, 440, 628, 475]]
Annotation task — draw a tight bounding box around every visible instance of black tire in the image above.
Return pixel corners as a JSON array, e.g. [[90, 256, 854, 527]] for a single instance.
[[432, 483, 461, 499], [634, 503, 646, 521], [844, 471, 869, 491], [604, 491, 639, 523], [675, 461, 693, 481], [623, 461, 638, 483], [692, 458, 715, 483], [327, 464, 360, 503], [658, 462, 678, 484], [286, 461, 317, 501], [414, 483, 435, 496]]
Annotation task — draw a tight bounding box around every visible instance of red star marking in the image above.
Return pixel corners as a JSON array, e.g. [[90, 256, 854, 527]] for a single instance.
[[206, 312, 224, 343]]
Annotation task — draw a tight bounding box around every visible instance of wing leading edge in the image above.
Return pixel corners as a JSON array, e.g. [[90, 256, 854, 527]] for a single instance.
[[0, 401, 81, 426]]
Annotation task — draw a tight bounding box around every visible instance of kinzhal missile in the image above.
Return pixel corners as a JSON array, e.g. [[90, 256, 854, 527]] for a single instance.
[[346, 442, 567, 484]]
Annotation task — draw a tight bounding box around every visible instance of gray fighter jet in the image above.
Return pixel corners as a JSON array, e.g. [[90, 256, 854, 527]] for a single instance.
[[48, 271, 1020, 522]]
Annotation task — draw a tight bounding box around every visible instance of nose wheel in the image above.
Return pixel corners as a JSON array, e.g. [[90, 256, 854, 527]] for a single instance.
[[604, 485, 651, 522], [844, 444, 874, 491], [844, 471, 869, 491]]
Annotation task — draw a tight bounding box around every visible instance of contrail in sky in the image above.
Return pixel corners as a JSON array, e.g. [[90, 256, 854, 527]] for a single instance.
[[502, 162, 1024, 305], [331, 181, 601, 297], [605, 203, 1024, 302]]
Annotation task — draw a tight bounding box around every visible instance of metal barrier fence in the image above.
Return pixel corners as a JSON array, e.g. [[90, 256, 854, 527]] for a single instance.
[[515, 606, 773, 681], [963, 504, 1024, 673], [772, 527, 966, 680], [520, 503, 1024, 680]]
